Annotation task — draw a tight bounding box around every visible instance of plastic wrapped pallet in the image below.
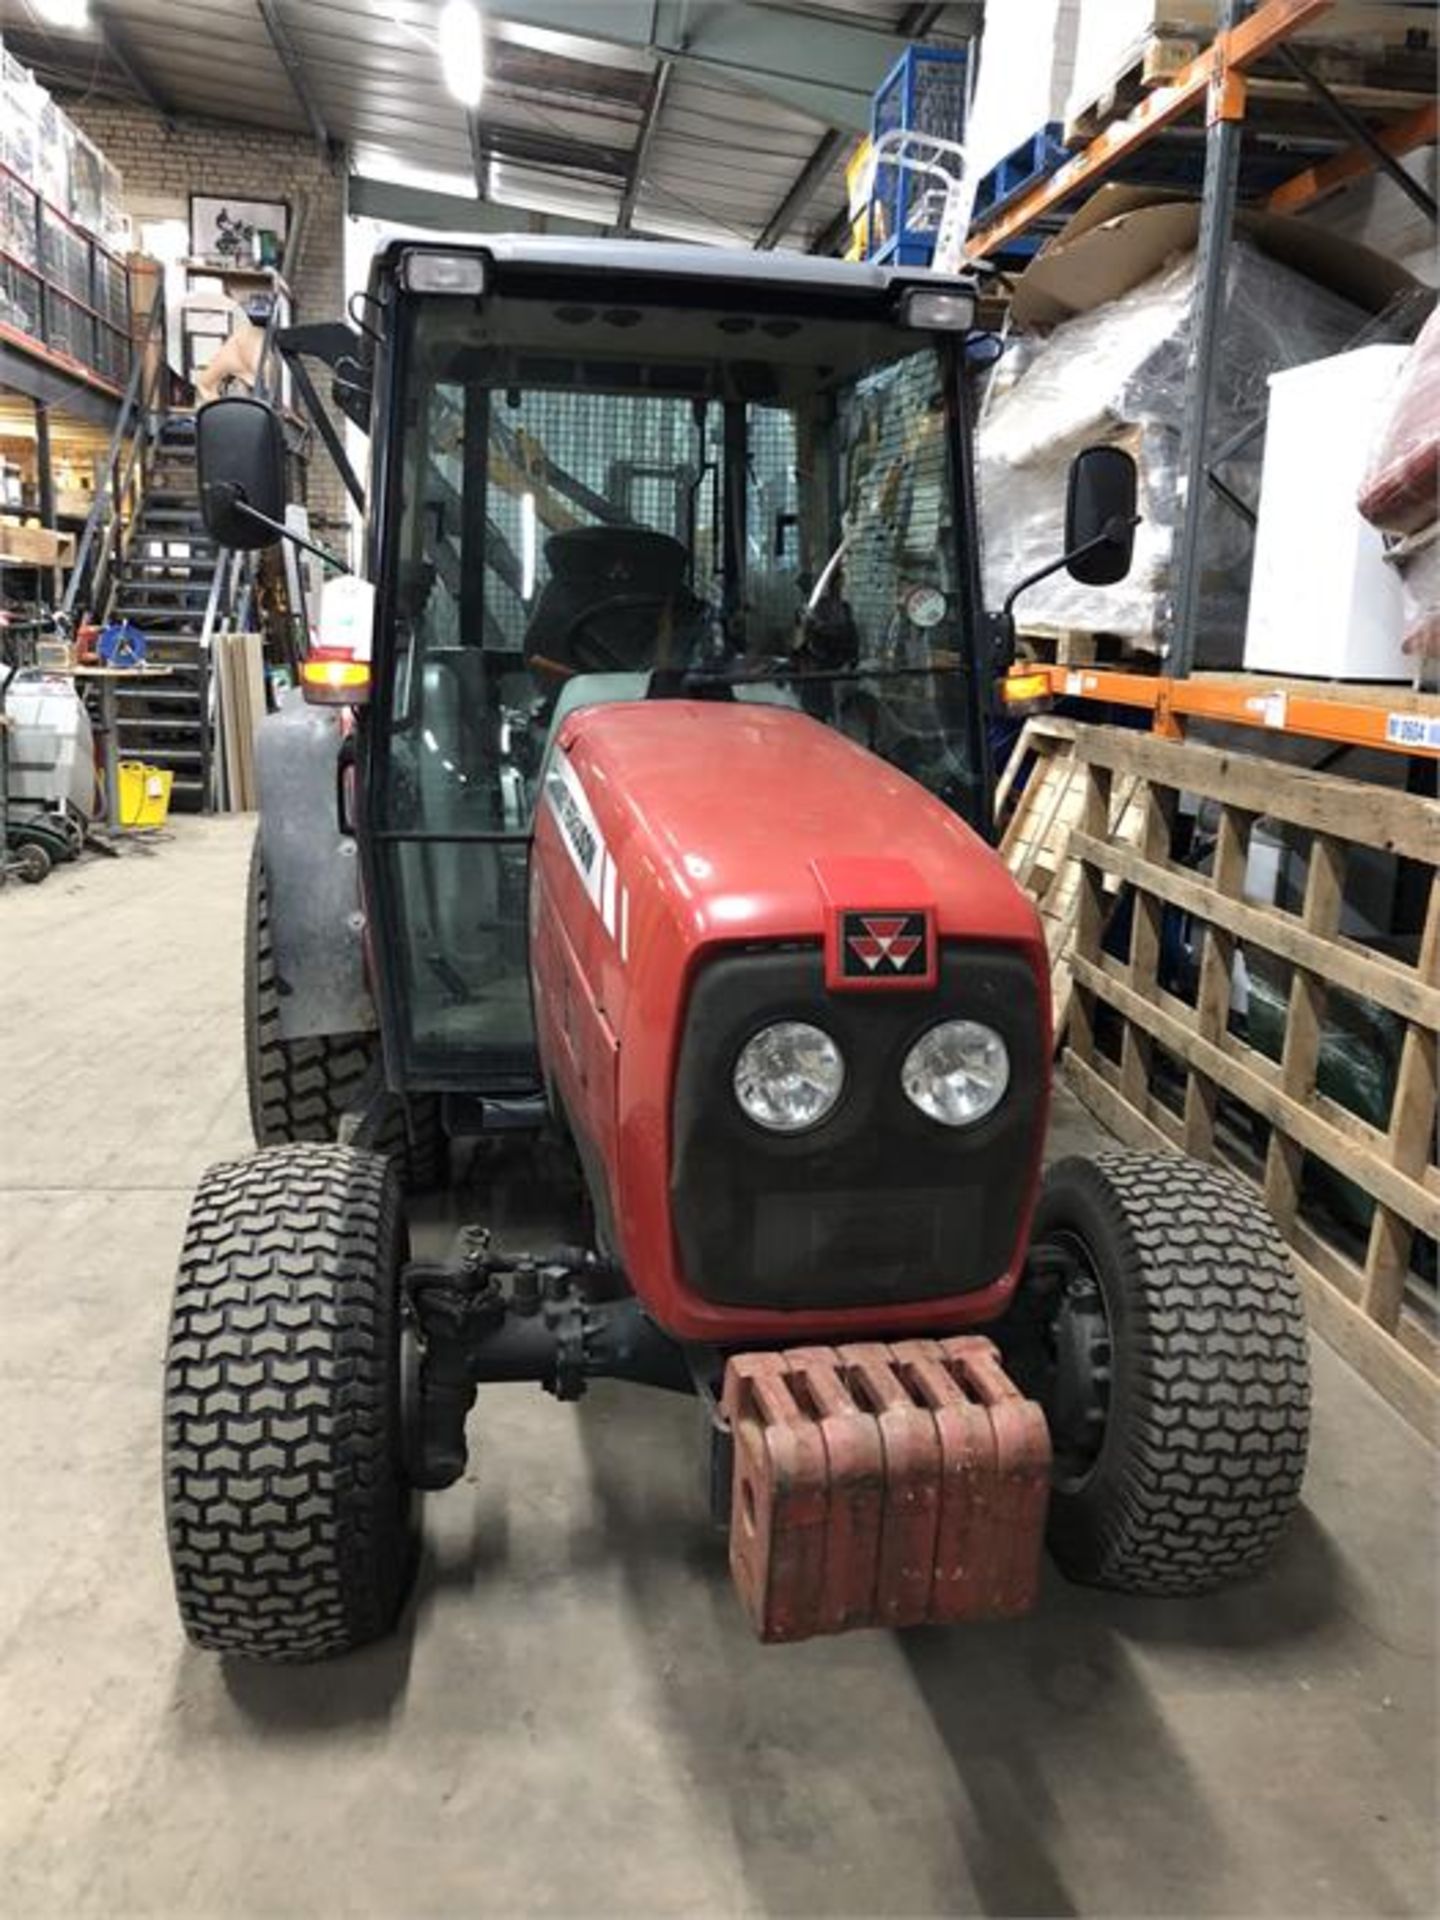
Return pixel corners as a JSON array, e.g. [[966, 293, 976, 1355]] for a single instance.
[[978, 238, 1368, 658], [964, 2, 1080, 204], [1358, 305, 1440, 535]]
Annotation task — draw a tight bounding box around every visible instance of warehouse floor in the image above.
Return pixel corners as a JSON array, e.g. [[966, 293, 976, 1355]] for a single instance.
[[1, 816, 1435, 1919]]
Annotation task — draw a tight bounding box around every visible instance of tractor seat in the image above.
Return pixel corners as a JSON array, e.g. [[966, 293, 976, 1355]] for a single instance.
[[523, 525, 706, 678]]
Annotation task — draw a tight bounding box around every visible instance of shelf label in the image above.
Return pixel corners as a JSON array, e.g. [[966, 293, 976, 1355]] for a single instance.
[[1385, 711, 1440, 751]]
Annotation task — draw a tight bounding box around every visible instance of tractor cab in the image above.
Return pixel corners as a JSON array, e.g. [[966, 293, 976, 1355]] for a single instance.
[[362, 242, 993, 1094], [196, 238, 1134, 1106]]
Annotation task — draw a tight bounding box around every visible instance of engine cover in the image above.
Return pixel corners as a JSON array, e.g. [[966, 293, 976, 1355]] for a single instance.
[[529, 698, 1049, 1344]]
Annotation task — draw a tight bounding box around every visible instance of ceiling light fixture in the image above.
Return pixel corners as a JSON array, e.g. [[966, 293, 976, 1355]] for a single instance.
[[34, 0, 90, 29], [438, 1, 485, 108]]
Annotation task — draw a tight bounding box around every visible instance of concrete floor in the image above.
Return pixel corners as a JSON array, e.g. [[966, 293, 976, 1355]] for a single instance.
[[1, 814, 1435, 1919]]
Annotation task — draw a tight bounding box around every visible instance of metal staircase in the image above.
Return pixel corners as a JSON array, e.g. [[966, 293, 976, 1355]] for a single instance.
[[106, 414, 216, 811]]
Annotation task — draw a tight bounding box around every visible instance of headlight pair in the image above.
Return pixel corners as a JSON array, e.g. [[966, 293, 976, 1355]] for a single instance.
[[733, 1018, 1009, 1135]]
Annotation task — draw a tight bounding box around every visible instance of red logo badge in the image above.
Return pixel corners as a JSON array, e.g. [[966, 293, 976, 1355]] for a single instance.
[[838, 909, 931, 983]]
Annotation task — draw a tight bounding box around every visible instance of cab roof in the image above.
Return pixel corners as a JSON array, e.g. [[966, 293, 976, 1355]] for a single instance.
[[380, 233, 976, 303]]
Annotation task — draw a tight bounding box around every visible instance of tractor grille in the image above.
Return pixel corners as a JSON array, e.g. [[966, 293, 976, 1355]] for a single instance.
[[669, 944, 1046, 1312]]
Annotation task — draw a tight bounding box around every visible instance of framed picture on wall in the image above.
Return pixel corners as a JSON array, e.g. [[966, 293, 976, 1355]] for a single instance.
[[189, 195, 289, 267]]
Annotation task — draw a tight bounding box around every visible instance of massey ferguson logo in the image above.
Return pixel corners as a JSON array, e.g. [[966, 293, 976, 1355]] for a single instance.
[[840, 910, 929, 980]]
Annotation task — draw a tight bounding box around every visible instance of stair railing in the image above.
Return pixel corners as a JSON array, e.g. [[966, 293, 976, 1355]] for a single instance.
[[63, 284, 167, 631]]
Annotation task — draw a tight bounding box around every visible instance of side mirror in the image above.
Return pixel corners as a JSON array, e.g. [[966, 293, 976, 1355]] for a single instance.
[[196, 396, 287, 549], [1064, 445, 1138, 586]]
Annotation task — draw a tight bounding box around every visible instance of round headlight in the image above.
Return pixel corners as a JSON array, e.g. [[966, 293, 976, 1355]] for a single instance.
[[734, 1021, 845, 1134], [902, 1020, 1009, 1127]]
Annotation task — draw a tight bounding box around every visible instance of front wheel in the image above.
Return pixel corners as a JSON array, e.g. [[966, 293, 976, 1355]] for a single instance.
[[164, 1144, 419, 1660], [1031, 1150, 1310, 1596]]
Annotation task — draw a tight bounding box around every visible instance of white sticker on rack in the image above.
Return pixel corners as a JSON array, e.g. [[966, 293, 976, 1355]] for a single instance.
[[1385, 711, 1440, 751]]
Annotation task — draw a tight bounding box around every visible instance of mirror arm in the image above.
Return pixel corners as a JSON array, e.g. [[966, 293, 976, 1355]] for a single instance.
[[1001, 514, 1140, 626], [214, 487, 350, 572]]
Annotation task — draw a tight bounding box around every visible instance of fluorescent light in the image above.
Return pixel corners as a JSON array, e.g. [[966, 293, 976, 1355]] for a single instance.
[[438, 1, 485, 109], [34, 0, 90, 27], [521, 492, 537, 602]]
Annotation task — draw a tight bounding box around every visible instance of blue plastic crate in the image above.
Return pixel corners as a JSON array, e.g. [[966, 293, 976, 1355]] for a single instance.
[[868, 44, 969, 262]]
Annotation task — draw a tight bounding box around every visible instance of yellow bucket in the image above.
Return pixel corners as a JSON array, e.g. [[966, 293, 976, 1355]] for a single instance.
[[117, 760, 173, 829]]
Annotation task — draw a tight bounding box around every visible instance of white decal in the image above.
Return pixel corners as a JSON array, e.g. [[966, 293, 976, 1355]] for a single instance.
[[544, 748, 605, 910], [544, 748, 628, 961], [1386, 711, 1440, 751]]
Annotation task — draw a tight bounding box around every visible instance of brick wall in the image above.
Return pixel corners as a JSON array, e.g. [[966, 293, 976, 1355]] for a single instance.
[[63, 99, 351, 530]]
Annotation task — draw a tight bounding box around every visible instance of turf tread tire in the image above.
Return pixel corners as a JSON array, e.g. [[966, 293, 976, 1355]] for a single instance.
[[245, 834, 445, 1189], [1039, 1149, 1310, 1596], [164, 1143, 416, 1660]]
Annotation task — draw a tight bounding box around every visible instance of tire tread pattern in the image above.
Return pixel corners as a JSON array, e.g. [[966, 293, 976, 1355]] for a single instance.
[[164, 1143, 413, 1660], [1046, 1149, 1310, 1596]]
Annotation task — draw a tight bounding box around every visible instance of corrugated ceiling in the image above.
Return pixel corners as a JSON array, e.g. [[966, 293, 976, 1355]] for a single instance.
[[0, 0, 978, 249]]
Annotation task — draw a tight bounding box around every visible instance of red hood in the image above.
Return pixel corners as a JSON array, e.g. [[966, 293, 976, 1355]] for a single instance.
[[555, 698, 1036, 948]]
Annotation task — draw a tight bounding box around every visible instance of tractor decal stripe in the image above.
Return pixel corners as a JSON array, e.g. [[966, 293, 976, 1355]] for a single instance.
[[545, 749, 606, 911]]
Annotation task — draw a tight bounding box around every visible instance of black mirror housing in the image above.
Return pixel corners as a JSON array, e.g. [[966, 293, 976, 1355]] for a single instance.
[[196, 396, 287, 549], [1065, 445, 1138, 586]]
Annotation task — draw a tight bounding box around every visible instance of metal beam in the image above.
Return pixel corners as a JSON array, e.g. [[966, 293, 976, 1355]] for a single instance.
[[756, 130, 846, 249], [348, 173, 601, 236], [94, 4, 175, 118], [480, 1, 906, 131], [257, 0, 331, 152], [1273, 43, 1439, 220], [468, 112, 490, 201], [616, 59, 672, 234], [1170, 0, 1250, 677]]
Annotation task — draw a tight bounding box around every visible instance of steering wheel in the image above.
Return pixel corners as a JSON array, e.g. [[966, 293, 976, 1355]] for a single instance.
[[558, 592, 679, 676]]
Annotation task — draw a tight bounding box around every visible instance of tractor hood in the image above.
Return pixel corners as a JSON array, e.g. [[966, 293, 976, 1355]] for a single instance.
[[544, 697, 1037, 954], [529, 696, 1050, 1347]]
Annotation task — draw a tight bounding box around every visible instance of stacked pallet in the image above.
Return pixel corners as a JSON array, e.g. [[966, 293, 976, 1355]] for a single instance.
[[1042, 723, 1439, 1439]]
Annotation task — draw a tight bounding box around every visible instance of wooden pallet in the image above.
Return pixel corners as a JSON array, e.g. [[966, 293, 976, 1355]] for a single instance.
[[1017, 626, 1164, 671], [1065, 11, 1436, 147], [996, 717, 1149, 1040], [1058, 723, 1439, 1440]]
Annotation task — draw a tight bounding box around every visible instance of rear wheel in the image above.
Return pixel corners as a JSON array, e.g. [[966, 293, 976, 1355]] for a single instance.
[[1032, 1150, 1310, 1595], [13, 838, 51, 883], [245, 833, 445, 1188], [164, 1144, 418, 1660]]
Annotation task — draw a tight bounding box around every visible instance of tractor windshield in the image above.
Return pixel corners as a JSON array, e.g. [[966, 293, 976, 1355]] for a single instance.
[[371, 279, 986, 1084]]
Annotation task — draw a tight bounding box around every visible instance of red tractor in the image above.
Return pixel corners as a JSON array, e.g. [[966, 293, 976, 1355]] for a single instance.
[[166, 240, 1309, 1660]]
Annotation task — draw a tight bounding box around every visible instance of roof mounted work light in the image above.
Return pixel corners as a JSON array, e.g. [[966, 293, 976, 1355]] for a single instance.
[[400, 250, 488, 296], [900, 287, 975, 333]]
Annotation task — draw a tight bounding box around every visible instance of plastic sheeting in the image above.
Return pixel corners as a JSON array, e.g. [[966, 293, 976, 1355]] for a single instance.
[[1359, 304, 1440, 536], [978, 238, 1369, 659]]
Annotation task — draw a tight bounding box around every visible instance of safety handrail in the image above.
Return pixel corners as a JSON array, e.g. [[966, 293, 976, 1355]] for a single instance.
[[62, 282, 167, 628]]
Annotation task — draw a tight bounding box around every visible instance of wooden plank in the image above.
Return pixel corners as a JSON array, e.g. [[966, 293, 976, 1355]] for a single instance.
[[1263, 835, 1346, 1230], [1072, 726, 1440, 864], [1070, 952, 1440, 1239], [1065, 1052, 1438, 1444], [1069, 831, 1440, 1031], [1120, 783, 1172, 1109], [1361, 1026, 1439, 1330]]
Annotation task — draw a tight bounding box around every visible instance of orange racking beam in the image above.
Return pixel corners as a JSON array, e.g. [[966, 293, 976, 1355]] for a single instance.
[[1268, 99, 1439, 214], [965, 0, 1337, 260], [1001, 663, 1440, 759]]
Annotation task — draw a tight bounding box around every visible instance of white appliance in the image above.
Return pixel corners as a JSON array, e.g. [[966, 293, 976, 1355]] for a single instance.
[[1244, 345, 1409, 682], [0, 666, 96, 821]]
